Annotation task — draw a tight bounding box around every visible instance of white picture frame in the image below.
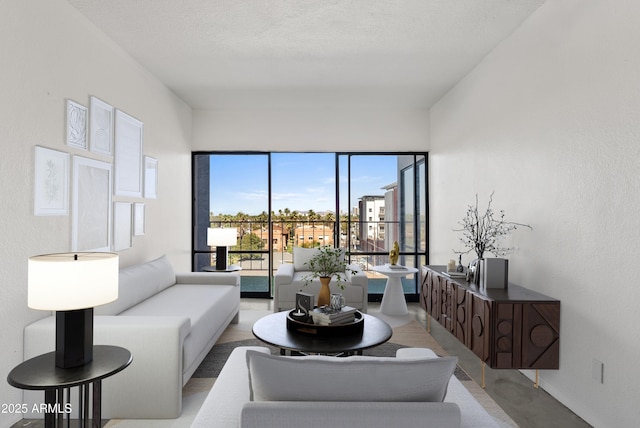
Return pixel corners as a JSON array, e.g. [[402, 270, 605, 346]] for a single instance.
[[34, 146, 70, 216], [113, 202, 132, 251], [66, 99, 88, 150], [144, 156, 158, 199], [89, 96, 114, 156], [114, 110, 144, 197], [72, 156, 112, 252], [133, 202, 145, 236]]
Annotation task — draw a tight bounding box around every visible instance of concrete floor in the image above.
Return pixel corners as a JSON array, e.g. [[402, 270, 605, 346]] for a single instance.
[[11, 299, 591, 428]]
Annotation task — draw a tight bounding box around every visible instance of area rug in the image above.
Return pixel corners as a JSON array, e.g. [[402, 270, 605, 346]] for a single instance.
[[105, 311, 518, 427]]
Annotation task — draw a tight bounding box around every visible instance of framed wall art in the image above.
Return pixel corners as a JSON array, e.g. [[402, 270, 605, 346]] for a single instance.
[[34, 146, 70, 216], [71, 156, 112, 252], [66, 99, 88, 149], [133, 202, 145, 236], [114, 109, 144, 197], [113, 202, 132, 251], [144, 156, 158, 199], [89, 96, 114, 156]]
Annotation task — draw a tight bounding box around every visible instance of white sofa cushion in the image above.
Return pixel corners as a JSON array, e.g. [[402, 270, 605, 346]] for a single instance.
[[292, 247, 317, 271], [246, 350, 457, 403], [95, 255, 176, 316], [240, 402, 462, 428], [121, 282, 240, 380]]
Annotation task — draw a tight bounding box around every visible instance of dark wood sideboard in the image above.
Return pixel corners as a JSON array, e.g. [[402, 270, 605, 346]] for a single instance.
[[420, 265, 560, 380]]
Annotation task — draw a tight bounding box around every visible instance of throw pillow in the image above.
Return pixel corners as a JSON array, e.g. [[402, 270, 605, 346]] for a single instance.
[[246, 350, 457, 402], [292, 247, 319, 271], [292, 247, 346, 272]]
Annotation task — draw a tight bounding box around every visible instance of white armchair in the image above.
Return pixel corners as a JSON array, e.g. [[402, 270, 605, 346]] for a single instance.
[[273, 247, 368, 313]]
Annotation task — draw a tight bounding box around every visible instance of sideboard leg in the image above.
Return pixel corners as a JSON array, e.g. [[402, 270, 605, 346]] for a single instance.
[[534, 369, 539, 389], [481, 362, 486, 388], [427, 315, 431, 333]]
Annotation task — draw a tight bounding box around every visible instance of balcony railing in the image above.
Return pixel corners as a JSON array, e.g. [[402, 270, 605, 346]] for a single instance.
[[196, 219, 425, 297]]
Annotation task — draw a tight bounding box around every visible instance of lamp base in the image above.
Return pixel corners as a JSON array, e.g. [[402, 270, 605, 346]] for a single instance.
[[55, 308, 93, 369], [215, 246, 228, 271]]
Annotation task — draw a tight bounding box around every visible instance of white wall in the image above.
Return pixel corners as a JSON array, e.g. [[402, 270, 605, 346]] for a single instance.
[[0, 1, 192, 425], [429, 0, 640, 426], [193, 108, 429, 152]]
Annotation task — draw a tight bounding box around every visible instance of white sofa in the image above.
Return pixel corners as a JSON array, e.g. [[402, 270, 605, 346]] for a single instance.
[[274, 247, 368, 312], [191, 346, 501, 428], [22, 255, 240, 419]]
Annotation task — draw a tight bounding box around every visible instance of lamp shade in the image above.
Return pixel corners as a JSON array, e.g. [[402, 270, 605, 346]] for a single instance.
[[28, 252, 118, 311], [207, 228, 237, 247]]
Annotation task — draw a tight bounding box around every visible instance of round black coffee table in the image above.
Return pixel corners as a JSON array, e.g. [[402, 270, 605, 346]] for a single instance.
[[252, 311, 392, 356]]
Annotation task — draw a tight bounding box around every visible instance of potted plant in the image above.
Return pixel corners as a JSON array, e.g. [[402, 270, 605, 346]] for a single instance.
[[454, 192, 532, 259], [453, 192, 532, 282], [303, 246, 356, 306]]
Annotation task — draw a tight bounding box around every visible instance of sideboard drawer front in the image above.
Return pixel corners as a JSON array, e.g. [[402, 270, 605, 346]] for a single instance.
[[521, 302, 560, 369], [453, 284, 470, 346], [493, 303, 522, 369], [470, 293, 491, 363]]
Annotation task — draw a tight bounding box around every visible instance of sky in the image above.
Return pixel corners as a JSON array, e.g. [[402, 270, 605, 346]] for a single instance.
[[209, 153, 398, 215]]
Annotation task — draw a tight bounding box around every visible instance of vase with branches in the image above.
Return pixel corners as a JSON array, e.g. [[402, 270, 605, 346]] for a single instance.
[[303, 246, 356, 306], [453, 192, 532, 260]]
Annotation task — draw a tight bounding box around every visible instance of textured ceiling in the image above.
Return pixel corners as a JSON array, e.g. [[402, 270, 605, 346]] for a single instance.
[[66, 0, 545, 109]]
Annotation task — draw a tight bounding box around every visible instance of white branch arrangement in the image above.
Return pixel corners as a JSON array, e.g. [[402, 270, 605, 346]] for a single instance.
[[453, 192, 532, 259]]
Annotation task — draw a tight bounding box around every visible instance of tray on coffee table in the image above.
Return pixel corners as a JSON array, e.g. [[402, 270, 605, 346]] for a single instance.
[[286, 309, 364, 337]]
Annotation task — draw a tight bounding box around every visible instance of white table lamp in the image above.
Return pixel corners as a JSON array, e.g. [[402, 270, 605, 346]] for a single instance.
[[207, 228, 237, 270], [28, 252, 118, 368]]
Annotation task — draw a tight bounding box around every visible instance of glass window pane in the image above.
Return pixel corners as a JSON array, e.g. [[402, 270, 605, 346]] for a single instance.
[[210, 155, 268, 217], [401, 165, 415, 253], [203, 154, 270, 294], [194, 151, 427, 298], [418, 156, 427, 253]]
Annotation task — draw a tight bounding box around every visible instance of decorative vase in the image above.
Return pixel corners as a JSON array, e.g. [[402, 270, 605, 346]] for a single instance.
[[318, 277, 331, 307]]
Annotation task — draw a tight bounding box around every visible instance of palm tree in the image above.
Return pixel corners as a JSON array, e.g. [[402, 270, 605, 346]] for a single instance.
[[285, 209, 298, 247], [256, 211, 268, 225]]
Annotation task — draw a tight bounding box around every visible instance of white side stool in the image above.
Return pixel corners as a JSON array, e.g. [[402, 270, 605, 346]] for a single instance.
[[372, 265, 418, 316]]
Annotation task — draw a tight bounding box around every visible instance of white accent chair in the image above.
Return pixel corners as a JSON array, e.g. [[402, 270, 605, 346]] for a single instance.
[[273, 247, 368, 312]]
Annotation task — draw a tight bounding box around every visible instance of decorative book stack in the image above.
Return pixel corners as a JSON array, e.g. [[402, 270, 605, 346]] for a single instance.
[[387, 264, 407, 270], [310, 306, 357, 326]]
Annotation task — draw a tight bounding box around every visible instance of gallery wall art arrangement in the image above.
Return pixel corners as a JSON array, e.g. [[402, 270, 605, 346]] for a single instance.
[[33, 95, 158, 252]]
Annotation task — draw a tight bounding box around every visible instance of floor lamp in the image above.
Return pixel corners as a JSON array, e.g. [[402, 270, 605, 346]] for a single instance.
[[28, 252, 119, 368], [207, 228, 237, 271]]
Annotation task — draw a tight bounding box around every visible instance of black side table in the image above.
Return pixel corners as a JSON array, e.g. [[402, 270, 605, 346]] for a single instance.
[[7, 345, 132, 428]]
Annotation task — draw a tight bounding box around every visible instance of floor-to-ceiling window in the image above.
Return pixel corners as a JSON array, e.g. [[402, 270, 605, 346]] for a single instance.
[[338, 154, 427, 299], [192, 152, 427, 300]]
